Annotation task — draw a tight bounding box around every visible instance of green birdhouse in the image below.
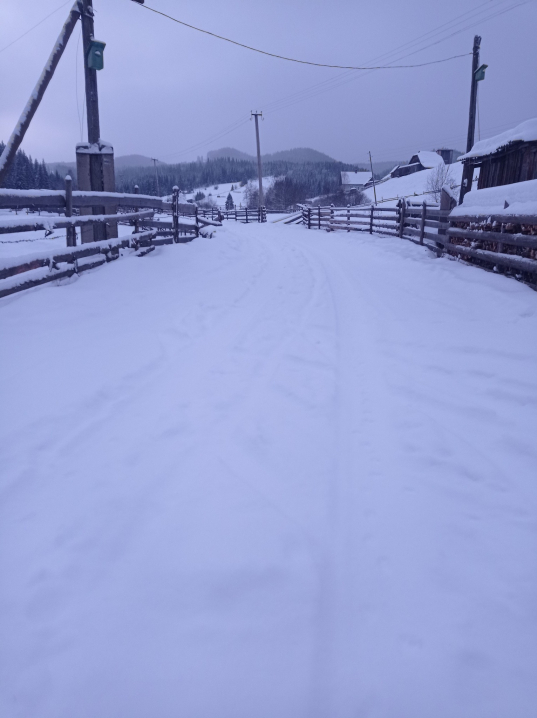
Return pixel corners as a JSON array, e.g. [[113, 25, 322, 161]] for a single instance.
[[87, 40, 106, 71], [474, 63, 488, 82]]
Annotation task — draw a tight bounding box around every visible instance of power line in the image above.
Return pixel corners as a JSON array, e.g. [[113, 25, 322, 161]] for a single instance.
[[150, 1, 532, 162], [0, 0, 73, 54], [134, 3, 472, 70], [259, 1, 532, 117]]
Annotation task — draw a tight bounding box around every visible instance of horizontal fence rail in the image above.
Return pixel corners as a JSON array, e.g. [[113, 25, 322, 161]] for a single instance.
[[441, 212, 537, 281], [195, 206, 267, 223], [0, 209, 155, 235], [299, 195, 537, 286], [0, 184, 220, 300], [0, 231, 167, 300]]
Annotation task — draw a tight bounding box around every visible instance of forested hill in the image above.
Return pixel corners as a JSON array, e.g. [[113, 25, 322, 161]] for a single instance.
[[0, 143, 65, 190], [207, 147, 337, 163], [115, 157, 365, 198]]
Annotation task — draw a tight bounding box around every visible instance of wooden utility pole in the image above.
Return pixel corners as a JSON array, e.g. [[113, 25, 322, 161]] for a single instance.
[[459, 35, 481, 205], [0, 2, 81, 186], [152, 158, 161, 197], [77, 0, 119, 241], [80, 0, 101, 144], [251, 112, 264, 209], [368, 151, 377, 205]]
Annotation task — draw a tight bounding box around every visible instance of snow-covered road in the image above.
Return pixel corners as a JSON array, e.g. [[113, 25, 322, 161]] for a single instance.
[[1, 221, 536, 718]]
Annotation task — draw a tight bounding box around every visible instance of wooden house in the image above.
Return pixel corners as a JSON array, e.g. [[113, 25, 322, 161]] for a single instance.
[[340, 171, 372, 194], [391, 150, 444, 178], [460, 118, 537, 190]]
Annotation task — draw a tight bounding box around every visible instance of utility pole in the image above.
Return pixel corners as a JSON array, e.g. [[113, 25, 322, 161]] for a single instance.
[[459, 35, 481, 205], [152, 158, 161, 197], [251, 111, 264, 209], [80, 0, 100, 144], [368, 151, 377, 205], [77, 0, 118, 241]]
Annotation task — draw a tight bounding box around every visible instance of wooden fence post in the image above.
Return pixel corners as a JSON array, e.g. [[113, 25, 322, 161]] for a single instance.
[[437, 188, 453, 257], [347, 204, 350, 232], [65, 175, 75, 247], [246, 208, 249, 223], [172, 185, 179, 243], [369, 204, 374, 234], [398, 199, 406, 238], [133, 184, 140, 234], [419, 201, 426, 245], [318, 205, 321, 230], [195, 206, 199, 238], [330, 203, 334, 230], [307, 207, 311, 229]]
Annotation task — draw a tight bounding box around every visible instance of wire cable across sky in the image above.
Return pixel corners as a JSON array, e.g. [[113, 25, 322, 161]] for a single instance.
[[134, 2, 472, 70]]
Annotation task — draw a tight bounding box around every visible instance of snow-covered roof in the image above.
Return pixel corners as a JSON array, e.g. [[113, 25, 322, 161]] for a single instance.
[[341, 171, 372, 185], [414, 151, 444, 169], [450, 178, 537, 218], [461, 118, 537, 160]]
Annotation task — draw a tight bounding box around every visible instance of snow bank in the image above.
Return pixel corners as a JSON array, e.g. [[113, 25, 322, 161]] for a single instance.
[[461, 118, 537, 159], [451, 178, 537, 218]]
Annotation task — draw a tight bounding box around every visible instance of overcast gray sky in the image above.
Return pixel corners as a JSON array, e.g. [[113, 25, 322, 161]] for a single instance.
[[2, 0, 537, 165]]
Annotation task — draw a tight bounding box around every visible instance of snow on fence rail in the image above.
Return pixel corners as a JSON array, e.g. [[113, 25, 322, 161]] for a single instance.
[[0, 231, 161, 299], [300, 199, 537, 286], [0, 186, 217, 300], [0, 189, 197, 213], [0, 209, 155, 235]]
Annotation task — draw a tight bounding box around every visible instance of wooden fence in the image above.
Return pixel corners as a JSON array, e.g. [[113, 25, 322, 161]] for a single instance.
[[300, 201, 448, 250], [0, 185, 219, 300], [300, 198, 537, 285], [0, 231, 163, 299], [196, 206, 267, 223], [440, 211, 537, 284]]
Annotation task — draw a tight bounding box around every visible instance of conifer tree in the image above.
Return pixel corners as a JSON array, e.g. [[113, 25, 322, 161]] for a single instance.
[[225, 192, 234, 210]]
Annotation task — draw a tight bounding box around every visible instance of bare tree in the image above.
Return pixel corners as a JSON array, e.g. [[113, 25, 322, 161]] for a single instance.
[[426, 163, 458, 203]]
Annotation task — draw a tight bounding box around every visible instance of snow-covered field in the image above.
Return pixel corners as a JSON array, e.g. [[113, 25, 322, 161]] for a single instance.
[[1, 220, 536, 718], [363, 162, 465, 206], [181, 177, 274, 207]]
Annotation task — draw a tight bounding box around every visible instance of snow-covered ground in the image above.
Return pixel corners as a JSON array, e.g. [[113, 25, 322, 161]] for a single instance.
[[363, 161, 465, 206], [1, 221, 536, 718], [181, 177, 274, 207]]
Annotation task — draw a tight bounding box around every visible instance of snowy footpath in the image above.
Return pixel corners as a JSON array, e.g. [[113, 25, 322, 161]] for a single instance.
[[1, 221, 536, 718]]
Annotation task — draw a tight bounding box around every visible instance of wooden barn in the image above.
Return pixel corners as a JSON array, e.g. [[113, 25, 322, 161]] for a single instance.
[[460, 118, 537, 189], [391, 150, 444, 178]]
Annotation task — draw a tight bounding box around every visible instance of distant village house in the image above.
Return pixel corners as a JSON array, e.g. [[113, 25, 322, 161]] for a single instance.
[[391, 151, 445, 178], [340, 171, 372, 195]]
